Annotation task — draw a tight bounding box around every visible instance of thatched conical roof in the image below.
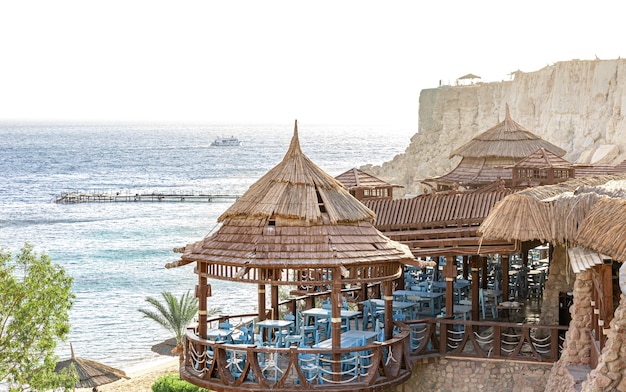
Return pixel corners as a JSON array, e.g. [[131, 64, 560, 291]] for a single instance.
[[171, 120, 418, 283], [479, 174, 626, 244], [218, 122, 375, 224], [450, 104, 567, 159], [55, 344, 128, 389]]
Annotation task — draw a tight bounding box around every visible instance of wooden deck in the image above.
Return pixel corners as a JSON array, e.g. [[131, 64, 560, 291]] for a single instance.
[[54, 192, 240, 204]]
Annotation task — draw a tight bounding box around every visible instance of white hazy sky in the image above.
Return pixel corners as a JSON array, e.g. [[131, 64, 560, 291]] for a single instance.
[[1, 1, 623, 130]]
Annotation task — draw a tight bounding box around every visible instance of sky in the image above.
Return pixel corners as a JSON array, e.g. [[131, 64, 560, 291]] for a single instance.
[[0, 1, 624, 130]]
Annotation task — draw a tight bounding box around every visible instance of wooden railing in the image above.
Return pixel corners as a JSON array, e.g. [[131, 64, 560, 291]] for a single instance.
[[406, 317, 568, 362], [180, 324, 412, 391]]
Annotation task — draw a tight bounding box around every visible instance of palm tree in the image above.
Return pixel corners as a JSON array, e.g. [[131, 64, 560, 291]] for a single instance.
[[139, 291, 219, 361]]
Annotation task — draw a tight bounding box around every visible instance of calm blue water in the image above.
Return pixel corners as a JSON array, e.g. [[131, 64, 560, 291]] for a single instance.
[[0, 122, 413, 368]]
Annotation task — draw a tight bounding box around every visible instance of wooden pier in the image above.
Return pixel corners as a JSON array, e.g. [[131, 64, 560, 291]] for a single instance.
[[54, 192, 240, 204]]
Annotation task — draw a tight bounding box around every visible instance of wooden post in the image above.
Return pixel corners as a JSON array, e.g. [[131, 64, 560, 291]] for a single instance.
[[470, 255, 481, 321], [197, 261, 208, 340], [360, 283, 368, 303], [481, 257, 489, 289], [444, 256, 456, 317], [383, 280, 394, 341], [258, 269, 266, 323], [331, 267, 342, 382], [462, 255, 469, 280], [433, 257, 441, 282], [502, 254, 510, 301], [271, 284, 279, 320]]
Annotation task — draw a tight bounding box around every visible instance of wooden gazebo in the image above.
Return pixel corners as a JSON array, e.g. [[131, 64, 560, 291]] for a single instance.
[[334, 167, 401, 201], [429, 104, 567, 191], [170, 120, 422, 390], [511, 148, 575, 187]]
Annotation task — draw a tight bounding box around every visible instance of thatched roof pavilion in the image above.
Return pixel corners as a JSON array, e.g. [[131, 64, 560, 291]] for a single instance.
[[431, 104, 567, 190], [170, 120, 419, 349], [511, 148, 575, 187], [335, 167, 402, 201]]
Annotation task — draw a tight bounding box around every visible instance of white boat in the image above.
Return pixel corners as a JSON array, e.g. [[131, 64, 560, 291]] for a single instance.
[[210, 136, 241, 146]]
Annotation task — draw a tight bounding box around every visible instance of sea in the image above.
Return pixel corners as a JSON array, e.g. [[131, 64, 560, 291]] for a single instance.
[[0, 122, 413, 369]]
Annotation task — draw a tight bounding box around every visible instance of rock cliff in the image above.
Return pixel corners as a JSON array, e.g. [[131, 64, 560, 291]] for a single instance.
[[366, 58, 626, 196]]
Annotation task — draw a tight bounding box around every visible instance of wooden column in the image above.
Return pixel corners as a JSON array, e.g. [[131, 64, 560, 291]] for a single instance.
[[522, 249, 529, 269], [502, 254, 510, 301], [271, 284, 279, 319], [258, 269, 266, 323], [481, 257, 489, 289], [197, 261, 208, 339], [462, 255, 469, 280], [383, 280, 394, 341], [443, 256, 456, 317], [331, 267, 342, 383], [331, 267, 342, 349], [359, 283, 368, 303], [470, 255, 481, 321]]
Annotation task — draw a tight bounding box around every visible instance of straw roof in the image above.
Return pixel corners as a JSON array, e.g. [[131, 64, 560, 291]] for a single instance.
[[576, 198, 626, 261], [335, 167, 401, 190], [514, 148, 573, 169], [55, 344, 128, 388], [479, 174, 626, 244], [458, 73, 481, 80], [450, 104, 567, 159], [434, 157, 512, 186], [169, 121, 419, 282], [218, 123, 375, 224]]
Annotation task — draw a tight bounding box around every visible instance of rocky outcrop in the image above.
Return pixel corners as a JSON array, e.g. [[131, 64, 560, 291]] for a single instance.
[[366, 58, 626, 196]]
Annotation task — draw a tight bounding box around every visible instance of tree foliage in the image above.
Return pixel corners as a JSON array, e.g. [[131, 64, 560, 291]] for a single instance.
[[139, 291, 220, 359], [0, 243, 77, 391]]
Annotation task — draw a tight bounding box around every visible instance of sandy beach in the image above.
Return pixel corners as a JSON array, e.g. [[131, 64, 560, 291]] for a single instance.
[[79, 357, 180, 392]]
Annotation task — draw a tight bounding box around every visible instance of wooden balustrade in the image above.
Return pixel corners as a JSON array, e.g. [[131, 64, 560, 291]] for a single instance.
[[407, 317, 568, 363], [181, 324, 412, 391]]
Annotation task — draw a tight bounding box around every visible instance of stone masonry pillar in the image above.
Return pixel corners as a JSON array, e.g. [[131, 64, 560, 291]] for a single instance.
[[540, 244, 575, 325], [544, 269, 594, 391]]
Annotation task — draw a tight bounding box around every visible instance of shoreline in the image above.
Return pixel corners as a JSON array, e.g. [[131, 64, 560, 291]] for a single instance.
[[81, 356, 180, 392]]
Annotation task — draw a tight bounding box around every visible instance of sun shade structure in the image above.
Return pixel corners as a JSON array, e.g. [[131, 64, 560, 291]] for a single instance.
[[576, 197, 626, 261], [479, 174, 626, 244], [55, 344, 128, 389], [430, 104, 567, 191], [170, 120, 419, 349]]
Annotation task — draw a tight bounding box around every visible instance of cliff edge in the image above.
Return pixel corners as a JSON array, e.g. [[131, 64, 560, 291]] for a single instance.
[[366, 58, 626, 195]]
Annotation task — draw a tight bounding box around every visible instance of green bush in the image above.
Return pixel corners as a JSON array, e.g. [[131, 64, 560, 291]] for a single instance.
[[151, 373, 209, 392]]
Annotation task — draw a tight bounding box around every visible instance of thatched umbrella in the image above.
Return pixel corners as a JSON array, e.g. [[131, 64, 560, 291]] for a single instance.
[[151, 337, 178, 357], [55, 344, 128, 389], [169, 120, 421, 350]]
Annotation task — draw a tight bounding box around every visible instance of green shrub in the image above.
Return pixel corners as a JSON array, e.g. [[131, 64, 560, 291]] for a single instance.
[[151, 373, 209, 392]]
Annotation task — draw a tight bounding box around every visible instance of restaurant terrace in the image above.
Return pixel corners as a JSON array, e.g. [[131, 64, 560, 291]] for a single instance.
[[166, 116, 579, 392]]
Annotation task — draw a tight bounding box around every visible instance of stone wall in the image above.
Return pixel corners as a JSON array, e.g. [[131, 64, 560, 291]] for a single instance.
[[391, 357, 552, 392], [366, 58, 626, 196]]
